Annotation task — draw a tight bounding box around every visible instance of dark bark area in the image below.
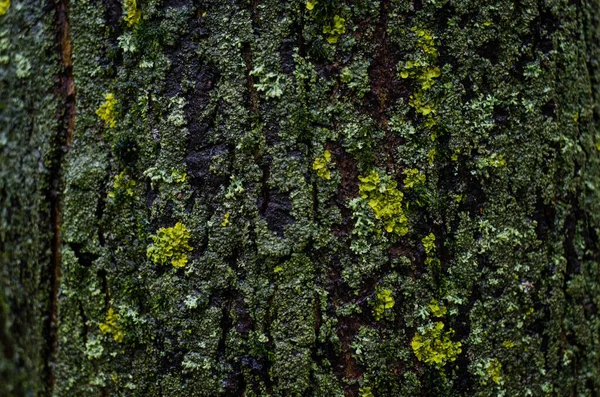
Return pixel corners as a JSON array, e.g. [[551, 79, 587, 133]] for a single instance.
[[2, 0, 600, 395]]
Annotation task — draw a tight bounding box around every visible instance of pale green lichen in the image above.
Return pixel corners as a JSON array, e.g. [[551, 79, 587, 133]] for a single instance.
[[146, 222, 193, 268], [250, 65, 284, 99]]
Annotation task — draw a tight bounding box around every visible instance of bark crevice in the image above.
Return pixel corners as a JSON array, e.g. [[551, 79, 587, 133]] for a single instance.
[[45, 0, 76, 391]]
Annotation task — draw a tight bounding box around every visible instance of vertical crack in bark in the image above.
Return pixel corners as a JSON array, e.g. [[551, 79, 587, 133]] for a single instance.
[[242, 43, 260, 115], [45, 0, 75, 391]]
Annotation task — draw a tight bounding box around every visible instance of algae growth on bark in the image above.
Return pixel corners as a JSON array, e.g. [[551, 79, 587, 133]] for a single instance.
[[2, 0, 600, 395]]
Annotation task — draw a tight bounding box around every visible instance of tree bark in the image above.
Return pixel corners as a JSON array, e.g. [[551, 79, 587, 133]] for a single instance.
[[2, 0, 600, 395]]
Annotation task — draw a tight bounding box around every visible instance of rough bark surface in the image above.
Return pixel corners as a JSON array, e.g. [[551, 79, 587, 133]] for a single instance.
[[2, 0, 600, 395]]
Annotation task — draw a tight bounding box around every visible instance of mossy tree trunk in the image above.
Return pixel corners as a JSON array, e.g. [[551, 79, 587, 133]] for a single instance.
[[2, 0, 600, 395]]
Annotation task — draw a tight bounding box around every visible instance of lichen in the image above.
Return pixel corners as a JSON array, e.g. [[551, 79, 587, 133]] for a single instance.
[[107, 171, 136, 199], [96, 93, 117, 128], [0, 0, 9, 16], [99, 308, 124, 343], [312, 149, 332, 180], [357, 170, 408, 235], [403, 168, 426, 189], [359, 386, 375, 397], [372, 288, 394, 321], [123, 0, 141, 27], [146, 222, 193, 268], [323, 15, 345, 44], [221, 213, 230, 227], [486, 358, 502, 384], [411, 322, 462, 366]]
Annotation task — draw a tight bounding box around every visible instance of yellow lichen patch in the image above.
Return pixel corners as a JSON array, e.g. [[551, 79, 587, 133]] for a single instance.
[[358, 170, 408, 235], [306, 0, 317, 10], [146, 222, 193, 268], [502, 340, 515, 349], [373, 288, 395, 320], [221, 213, 230, 227], [422, 233, 436, 255], [123, 0, 141, 26], [399, 27, 442, 125], [312, 150, 332, 179], [0, 0, 10, 16], [486, 358, 502, 384], [99, 308, 124, 343], [403, 168, 426, 189], [427, 148, 436, 165], [108, 171, 136, 199], [359, 386, 375, 397], [489, 153, 505, 167], [323, 15, 345, 44], [96, 93, 117, 128], [428, 299, 446, 317], [422, 233, 440, 267], [411, 321, 462, 366]]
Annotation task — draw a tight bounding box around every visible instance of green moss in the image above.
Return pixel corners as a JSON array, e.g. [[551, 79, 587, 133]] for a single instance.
[[146, 222, 193, 268]]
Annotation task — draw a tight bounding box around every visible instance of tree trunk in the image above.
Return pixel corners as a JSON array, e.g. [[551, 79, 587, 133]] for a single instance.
[[2, 0, 600, 395]]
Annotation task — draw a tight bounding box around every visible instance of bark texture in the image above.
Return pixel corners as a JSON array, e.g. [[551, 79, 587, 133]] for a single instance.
[[2, 0, 600, 395]]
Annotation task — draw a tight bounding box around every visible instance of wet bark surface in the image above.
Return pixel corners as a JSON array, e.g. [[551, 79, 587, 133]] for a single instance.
[[2, 0, 600, 395]]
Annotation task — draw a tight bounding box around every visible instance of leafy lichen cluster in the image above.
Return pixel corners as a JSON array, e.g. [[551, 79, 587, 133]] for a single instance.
[[0, 0, 9, 16], [312, 149, 333, 180], [123, 0, 141, 27], [411, 322, 462, 366], [99, 308, 124, 343], [372, 288, 394, 321], [357, 170, 408, 235], [96, 93, 117, 128], [107, 171, 136, 199], [146, 222, 193, 268]]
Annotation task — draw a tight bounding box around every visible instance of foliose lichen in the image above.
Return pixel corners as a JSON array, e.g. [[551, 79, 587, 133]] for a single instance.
[[411, 321, 462, 366], [146, 222, 193, 268], [99, 308, 124, 343]]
